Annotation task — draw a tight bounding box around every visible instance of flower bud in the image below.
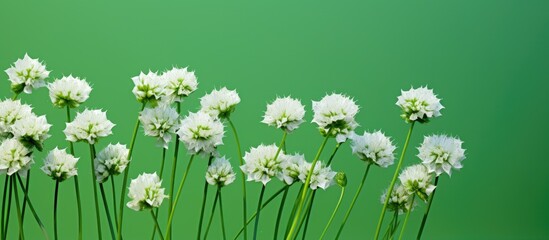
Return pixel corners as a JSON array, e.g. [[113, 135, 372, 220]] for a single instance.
[[336, 172, 347, 187]]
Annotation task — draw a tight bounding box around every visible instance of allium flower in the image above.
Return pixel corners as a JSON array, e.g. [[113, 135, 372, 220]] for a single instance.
[[41, 147, 78, 182], [0, 99, 33, 139], [64, 109, 115, 144], [126, 172, 168, 211], [48, 75, 92, 108], [262, 97, 306, 132], [280, 154, 306, 185], [299, 161, 336, 190], [0, 139, 33, 176], [139, 106, 180, 149], [177, 111, 224, 156], [240, 144, 286, 185], [5, 54, 50, 94], [396, 86, 443, 123], [335, 172, 347, 187], [162, 67, 198, 103], [94, 143, 130, 183], [398, 164, 436, 201], [381, 184, 413, 214], [205, 156, 236, 187], [132, 71, 166, 106], [11, 114, 51, 151], [350, 131, 396, 168], [418, 135, 466, 176], [312, 93, 359, 143], [200, 87, 240, 119]]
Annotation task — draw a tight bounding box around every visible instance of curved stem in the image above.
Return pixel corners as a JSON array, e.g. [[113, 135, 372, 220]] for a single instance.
[[253, 185, 266, 240], [197, 156, 214, 240], [203, 187, 220, 240], [111, 178, 118, 227], [167, 103, 181, 240], [21, 170, 30, 222], [89, 144, 103, 240], [151, 148, 167, 240], [99, 183, 116, 240], [150, 210, 164, 240], [16, 174, 49, 240], [165, 154, 195, 240], [66, 105, 83, 240], [273, 187, 289, 240], [13, 177, 24, 240], [284, 186, 303, 237], [54, 180, 60, 240], [416, 176, 439, 240], [3, 176, 12, 240], [299, 191, 317, 240], [326, 143, 342, 166], [374, 122, 415, 240], [1, 175, 8, 240], [227, 117, 248, 240], [336, 163, 373, 238], [320, 187, 346, 240], [397, 195, 416, 240], [218, 189, 227, 240]]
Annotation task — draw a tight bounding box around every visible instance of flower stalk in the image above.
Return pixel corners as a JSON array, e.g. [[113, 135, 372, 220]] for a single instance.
[[336, 163, 373, 238]]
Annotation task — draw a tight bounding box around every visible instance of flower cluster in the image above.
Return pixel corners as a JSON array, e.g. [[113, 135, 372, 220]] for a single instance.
[[200, 87, 241, 119], [41, 147, 79, 182], [205, 156, 236, 187], [299, 161, 336, 190], [132, 71, 166, 106], [280, 154, 307, 185], [241, 144, 286, 185], [262, 97, 305, 132], [312, 93, 359, 143], [418, 135, 466, 176], [0, 100, 34, 140], [48, 75, 92, 108], [127, 172, 168, 211], [381, 184, 414, 214], [0, 139, 33, 176], [350, 131, 396, 168], [162, 67, 198, 103], [396, 86, 443, 123], [139, 106, 180, 149], [11, 114, 51, 151], [177, 111, 224, 156], [398, 164, 436, 201], [5, 54, 50, 94], [64, 109, 115, 144], [94, 143, 130, 183]]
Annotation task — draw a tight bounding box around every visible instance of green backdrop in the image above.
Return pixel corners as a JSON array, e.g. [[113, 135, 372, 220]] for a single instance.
[[1, 0, 548, 239]]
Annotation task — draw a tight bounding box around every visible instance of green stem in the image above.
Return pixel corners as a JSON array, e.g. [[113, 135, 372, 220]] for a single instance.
[[397, 195, 415, 240], [320, 187, 346, 240], [294, 190, 314, 239], [299, 191, 317, 240], [54, 180, 60, 240], [227, 117, 248, 240], [117, 103, 145, 240], [151, 148, 167, 240], [21, 170, 30, 222], [66, 105, 82, 240], [11, 92, 19, 100], [167, 103, 181, 240], [16, 174, 48, 240], [90, 144, 103, 240], [150, 210, 164, 240], [273, 187, 289, 240], [111, 178, 118, 227], [165, 154, 195, 240], [416, 176, 439, 240], [218, 189, 227, 240], [326, 143, 342, 166], [284, 186, 304, 237], [13, 177, 24, 240], [374, 122, 415, 240], [253, 185, 266, 240], [389, 209, 399, 240], [203, 187, 220, 240], [1, 175, 8, 240], [197, 156, 214, 240], [336, 163, 373, 238], [99, 183, 116, 240], [3, 176, 13, 240]]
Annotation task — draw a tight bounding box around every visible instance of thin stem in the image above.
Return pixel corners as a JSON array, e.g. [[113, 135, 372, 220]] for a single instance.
[[1, 175, 8, 240], [326, 143, 342, 166], [3, 176, 13, 240], [66, 105, 82, 240], [336, 163, 373, 238], [90, 144, 103, 240], [203, 187, 220, 240], [54, 180, 60, 240], [299, 191, 317, 240], [15, 175, 49, 240], [253, 185, 266, 240], [11, 92, 19, 100], [165, 154, 195, 240], [150, 210, 164, 240], [397, 195, 416, 240], [416, 176, 440, 240], [374, 122, 415, 240], [99, 183, 116, 240], [273, 187, 289, 240], [167, 127, 181, 238], [21, 170, 30, 222], [284, 186, 303, 237], [218, 189, 227, 240], [151, 148, 167, 240], [197, 156, 214, 240], [117, 103, 146, 240], [320, 187, 346, 240], [13, 177, 24, 240], [227, 117, 248, 240], [390, 210, 399, 240], [111, 178, 118, 227]]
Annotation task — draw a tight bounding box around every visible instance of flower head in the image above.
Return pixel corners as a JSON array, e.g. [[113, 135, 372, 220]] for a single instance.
[[205, 156, 236, 187], [262, 97, 306, 132], [240, 144, 286, 185], [398, 164, 436, 201], [41, 147, 78, 182], [94, 143, 130, 183], [280, 154, 306, 185], [11, 114, 51, 151], [335, 172, 347, 187], [64, 109, 115, 144], [0, 139, 33, 176], [299, 161, 336, 190], [132, 71, 166, 106], [381, 184, 414, 214], [0, 99, 33, 140], [5, 54, 50, 94], [162, 67, 198, 103], [177, 111, 224, 156], [48, 75, 92, 108], [312, 93, 359, 143], [396, 86, 443, 123], [418, 135, 466, 176], [127, 172, 168, 211], [139, 106, 180, 149], [200, 87, 240, 119], [350, 131, 396, 168]]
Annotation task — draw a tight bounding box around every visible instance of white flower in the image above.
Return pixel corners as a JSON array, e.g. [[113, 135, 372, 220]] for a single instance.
[[126, 172, 168, 211], [381, 184, 414, 214], [41, 147, 78, 182], [177, 111, 224, 156], [94, 143, 130, 183], [132, 71, 166, 106], [0, 99, 33, 139], [398, 164, 436, 201], [0, 139, 33, 176], [312, 93, 359, 143], [205, 156, 236, 187], [396, 86, 443, 123], [11, 114, 51, 151], [262, 97, 306, 132], [280, 154, 306, 185], [162, 67, 198, 103], [48, 75, 92, 108], [139, 106, 180, 149], [418, 135, 466, 176], [350, 131, 396, 168], [200, 87, 241, 119], [5, 54, 50, 94], [64, 109, 115, 144], [240, 144, 286, 185], [298, 161, 336, 190]]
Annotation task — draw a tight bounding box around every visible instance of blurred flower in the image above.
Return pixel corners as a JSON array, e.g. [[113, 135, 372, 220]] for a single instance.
[[132, 71, 166, 106], [94, 143, 130, 183], [0, 99, 33, 140], [312, 93, 359, 143], [398, 164, 436, 201], [240, 144, 286, 185], [381, 184, 414, 214], [11, 114, 51, 151], [350, 131, 396, 168], [418, 135, 466, 176], [127, 172, 168, 211], [64, 109, 115, 144], [299, 161, 336, 190], [205, 156, 236, 187], [335, 172, 347, 188], [162, 67, 198, 103], [177, 111, 224, 156], [280, 153, 306, 185], [41, 147, 78, 182], [396, 86, 443, 123], [262, 97, 305, 132], [200, 87, 240, 119], [0, 138, 33, 176], [48, 75, 92, 108], [139, 106, 180, 149], [5, 54, 50, 94]]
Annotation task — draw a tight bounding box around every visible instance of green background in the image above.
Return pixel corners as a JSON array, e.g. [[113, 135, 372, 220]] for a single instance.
[[1, 0, 548, 239]]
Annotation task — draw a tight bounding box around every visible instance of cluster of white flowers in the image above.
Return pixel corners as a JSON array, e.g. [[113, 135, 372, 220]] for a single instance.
[[5, 54, 50, 94], [132, 71, 166, 106], [396, 86, 443, 123], [418, 135, 466, 176], [241, 144, 286, 185], [177, 111, 224, 156], [127, 172, 168, 211], [48, 75, 92, 108], [162, 67, 198, 103], [0, 139, 33, 176], [11, 114, 51, 151], [41, 147, 79, 182], [262, 97, 306, 132], [312, 93, 359, 143], [280, 154, 307, 185], [398, 164, 436, 201], [381, 184, 414, 214], [64, 109, 115, 144], [205, 156, 236, 187], [0, 100, 34, 139], [350, 131, 396, 168], [299, 161, 336, 190], [139, 106, 180, 149], [94, 143, 130, 183], [200, 87, 241, 119]]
